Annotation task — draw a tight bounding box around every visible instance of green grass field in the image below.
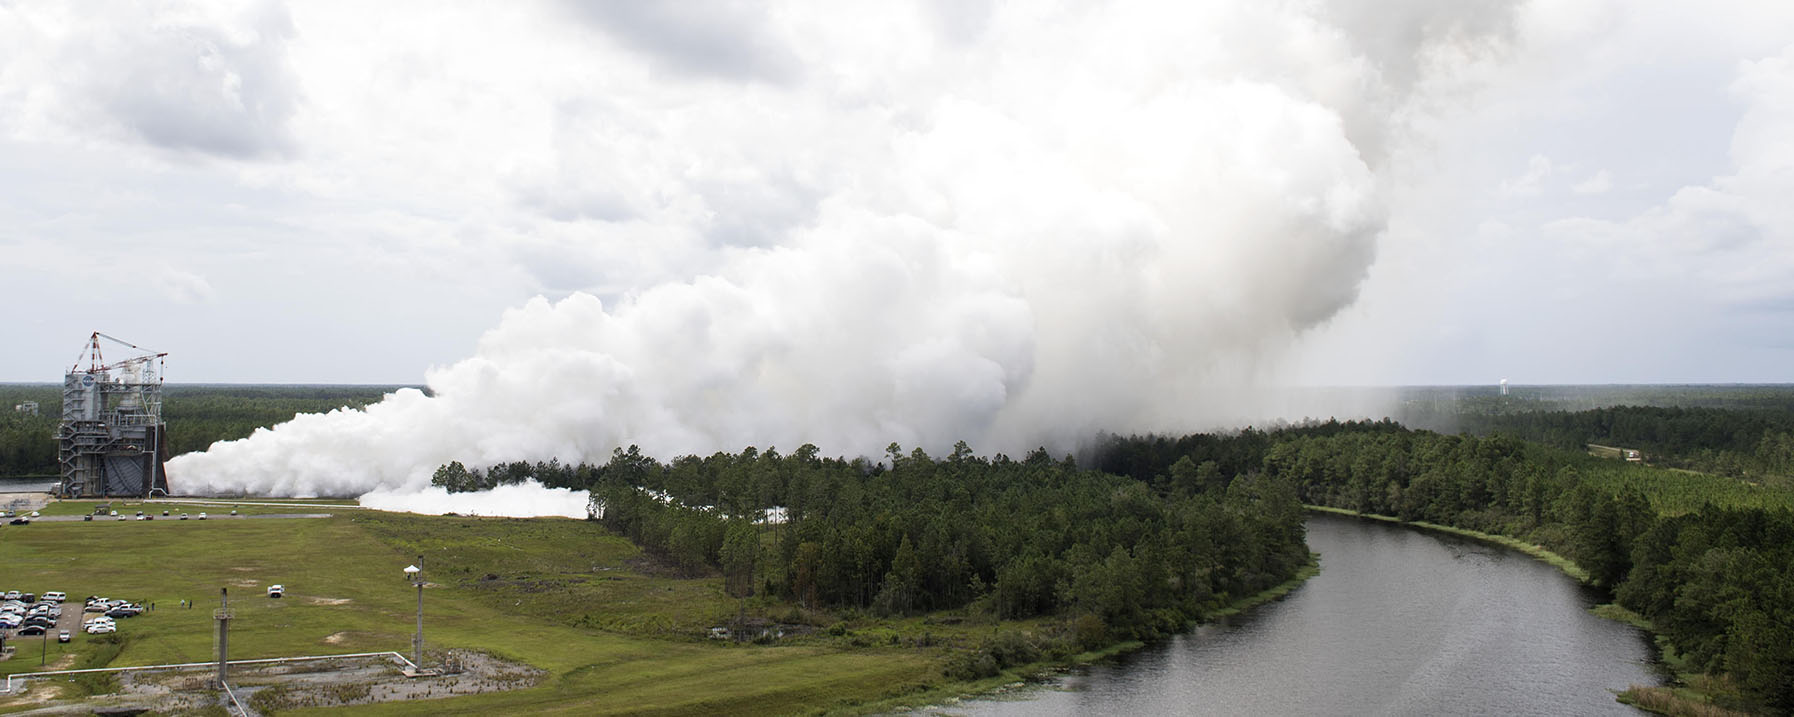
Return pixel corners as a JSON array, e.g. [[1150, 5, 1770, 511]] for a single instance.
[[0, 509, 942, 715]]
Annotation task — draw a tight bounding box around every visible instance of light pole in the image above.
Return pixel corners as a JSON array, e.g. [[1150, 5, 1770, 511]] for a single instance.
[[405, 556, 423, 670]]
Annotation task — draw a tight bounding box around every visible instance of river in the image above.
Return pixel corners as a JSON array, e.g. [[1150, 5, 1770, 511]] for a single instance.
[[929, 512, 1662, 716]]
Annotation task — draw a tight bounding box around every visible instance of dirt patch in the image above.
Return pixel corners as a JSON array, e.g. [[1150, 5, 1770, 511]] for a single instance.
[[319, 631, 372, 646], [2, 650, 541, 714], [623, 552, 714, 579], [309, 597, 353, 606], [229, 578, 260, 588], [242, 650, 543, 711], [0, 677, 64, 709]]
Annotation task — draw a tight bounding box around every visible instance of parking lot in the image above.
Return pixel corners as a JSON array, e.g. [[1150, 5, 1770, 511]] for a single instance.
[[0, 590, 141, 659]]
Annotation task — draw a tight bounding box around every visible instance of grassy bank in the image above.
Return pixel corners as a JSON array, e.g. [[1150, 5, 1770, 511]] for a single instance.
[[1305, 505, 1590, 582], [1, 502, 1320, 716], [848, 551, 1323, 716], [0, 508, 936, 715]]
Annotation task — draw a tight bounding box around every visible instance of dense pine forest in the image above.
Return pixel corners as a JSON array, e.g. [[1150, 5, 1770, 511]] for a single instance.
[[437, 443, 1311, 677]]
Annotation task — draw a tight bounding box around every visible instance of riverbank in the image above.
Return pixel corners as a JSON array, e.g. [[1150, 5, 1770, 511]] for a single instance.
[[862, 552, 1323, 716], [1304, 505, 1757, 717], [1304, 505, 1590, 582]]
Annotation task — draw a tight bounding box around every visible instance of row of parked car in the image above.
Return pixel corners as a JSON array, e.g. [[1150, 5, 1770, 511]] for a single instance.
[[1, 590, 70, 641], [4, 510, 41, 525], [82, 509, 212, 522], [1, 590, 148, 642]]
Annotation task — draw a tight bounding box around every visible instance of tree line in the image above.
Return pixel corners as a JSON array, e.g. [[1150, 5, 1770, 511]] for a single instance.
[[436, 442, 1311, 659], [1100, 421, 1793, 714], [1457, 405, 1794, 479]]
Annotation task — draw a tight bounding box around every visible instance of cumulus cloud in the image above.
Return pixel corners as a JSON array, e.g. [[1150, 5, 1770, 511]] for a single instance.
[[1572, 170, 1613, 195], [5, 0, 303, 158], [1543, 43, 1794, 309], [153, 264, 218, 304], [563, 1, 801, 84], [168, 1, 1526, 504]]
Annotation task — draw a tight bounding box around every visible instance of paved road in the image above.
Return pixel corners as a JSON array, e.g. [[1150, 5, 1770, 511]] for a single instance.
[[5, 513, 333, 524]]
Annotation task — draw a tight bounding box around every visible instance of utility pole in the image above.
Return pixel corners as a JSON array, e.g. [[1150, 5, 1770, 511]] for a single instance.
[[405, 555, 424, 670], [215, 587, 232, 687]]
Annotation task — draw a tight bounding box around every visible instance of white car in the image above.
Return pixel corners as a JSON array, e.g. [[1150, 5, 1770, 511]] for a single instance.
[[267, 584, 285, 598], [198, 512, 208, 520], [85, 622, 115, 634], [42, 591, 66, 603]]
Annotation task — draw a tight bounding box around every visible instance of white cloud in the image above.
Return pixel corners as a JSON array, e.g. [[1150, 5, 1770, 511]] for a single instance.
[[1500, 154, 1557, 196], [165, 0, 1527, 498], [153, 265, 218, 304], [1572, 169, 1612, 194], [3, 0, 1789, 501]]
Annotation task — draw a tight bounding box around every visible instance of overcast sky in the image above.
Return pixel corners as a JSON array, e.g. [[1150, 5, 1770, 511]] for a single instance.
[[4, 0, 1793, 389]]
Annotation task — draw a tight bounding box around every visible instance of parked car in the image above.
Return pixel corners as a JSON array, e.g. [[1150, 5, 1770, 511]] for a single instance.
[[3, 591, 19, 600], [7, 517, 27, 525], [58, 630, 71, 643], [18, 625, 47, 636], [105, 606, 142, 618], [198, 513, 208, 520], [83, 515, 93, 521], [84, 622, 114, 634], [43, 591, 66, 603], [267, 584, 285, 598]]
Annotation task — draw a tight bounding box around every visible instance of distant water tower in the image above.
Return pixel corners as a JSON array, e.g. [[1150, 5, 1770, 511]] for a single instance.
[[1500, 378, 1509, 397]]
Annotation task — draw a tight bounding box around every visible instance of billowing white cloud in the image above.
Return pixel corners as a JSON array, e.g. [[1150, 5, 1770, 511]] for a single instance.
[[359, 481, 588, 519], [4, 0, 1786, 503], [166, 1, 1521, 500]]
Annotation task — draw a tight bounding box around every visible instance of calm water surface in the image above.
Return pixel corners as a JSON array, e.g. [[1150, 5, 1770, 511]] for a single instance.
[[929, 513, 1661, 716]]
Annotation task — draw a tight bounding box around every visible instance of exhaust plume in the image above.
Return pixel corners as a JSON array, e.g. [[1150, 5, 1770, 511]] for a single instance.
[[169, 2, 1517, 511]]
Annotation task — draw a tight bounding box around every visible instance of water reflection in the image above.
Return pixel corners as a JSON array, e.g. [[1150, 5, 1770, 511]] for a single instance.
[[923, 513, 1660, 716]]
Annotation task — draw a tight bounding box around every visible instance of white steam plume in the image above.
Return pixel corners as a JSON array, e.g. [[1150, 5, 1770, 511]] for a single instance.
[[169, 2, 1517, 507]]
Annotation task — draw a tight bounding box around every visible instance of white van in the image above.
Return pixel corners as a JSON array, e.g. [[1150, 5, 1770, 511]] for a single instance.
[[42, 591, 66, 603]]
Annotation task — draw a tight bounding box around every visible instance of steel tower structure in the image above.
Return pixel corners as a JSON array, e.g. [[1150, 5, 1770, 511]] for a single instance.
[[57, 332, 170, 498]]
